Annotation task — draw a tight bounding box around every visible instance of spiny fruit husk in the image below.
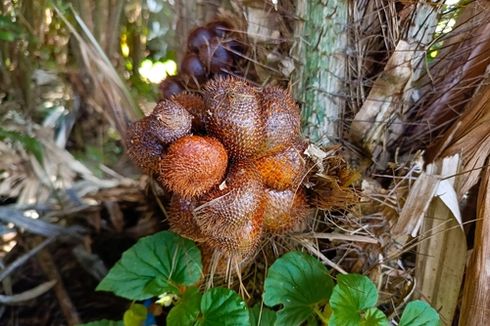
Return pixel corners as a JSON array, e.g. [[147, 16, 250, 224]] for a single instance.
[[199, 37, 234, 74], [159, 76, 184, 99], [255, 145, 306, 191], [205, 211, 263, 259], [193, 163, 265, 239], [167, 195, 206, 242], [126, 118, 165, 174], [204, 77, 265, 159], [171, 92, 207, 132], [260, 86, 301, 153], [263, 187, 311, 234], [150, 99, 193, 144], [158, 135, 228, 199]]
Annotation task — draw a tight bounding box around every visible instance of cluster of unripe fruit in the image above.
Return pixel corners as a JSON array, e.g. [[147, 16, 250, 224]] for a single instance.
[[159, 20, 246, 99], [126, 76, 311, 261]]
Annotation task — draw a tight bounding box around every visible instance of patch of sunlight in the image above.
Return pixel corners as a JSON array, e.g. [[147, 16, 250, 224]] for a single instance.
[[138, 59, 177, 84], [121, 33, 130, 57], [444, 0, 461, 5], [436, 18, 456, 34]]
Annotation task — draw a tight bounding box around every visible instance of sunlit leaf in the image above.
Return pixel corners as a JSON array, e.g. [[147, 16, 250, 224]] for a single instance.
[[123, 303, 147, 326]]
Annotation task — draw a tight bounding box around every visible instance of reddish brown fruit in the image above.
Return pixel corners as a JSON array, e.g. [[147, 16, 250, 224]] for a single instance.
[[255, 145, 306, 190], [199, 37, 233, 74], [205, 20, 234, 38], [181, 53, 207, 84], [150, 100, 193, 144], [194, 164, 265, 240], [126, 118, 165, 173], [204, 77, 265, 159], [188, 27, 214, 52], [263, 187, 311, 234], [171, 92, 207, 131], [159, 76, 184, 99], [260, 86, 301, 153], [158, 135, 228, 198], [206, 212, 263, 258], [168, 195, 206, 242]]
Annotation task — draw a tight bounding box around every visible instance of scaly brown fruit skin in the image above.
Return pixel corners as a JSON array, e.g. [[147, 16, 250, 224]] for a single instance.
[[150, 100, 193, 144], [126, 118, 165, 174], [158, 135, 228, 199], [126, 100, 192, 173], [194, 164, 265, 241], [255, 145, 306, 191], [171, 92, 207, 132], [199, 37, 234, 74], [206, 211, 263, 258], [260, 86, 301, 153], [181, 52, 208, 85], [159, 76, 184, 99], [168, 195, 206, 242], [263, 187, 311, 234], [205, 20, 234, 38], [187, 27, 214, 52], [204, 77, 265, 159]]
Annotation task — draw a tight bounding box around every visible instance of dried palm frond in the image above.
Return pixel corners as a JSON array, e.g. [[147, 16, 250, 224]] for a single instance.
[[460, 164, 490, 324], [53, 4, 141, 145]]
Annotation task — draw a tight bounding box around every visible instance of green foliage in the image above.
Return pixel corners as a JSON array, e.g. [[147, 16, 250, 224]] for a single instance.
[[123, 303, 147, 326], [93, 233, 439, 326], [329, 274, 380, 325], [198, 288, 250, 326], [0, 15, 24, 42], [399, 300, 440, 326], [249, 304, 277, 326], [0, 128, 44, 164], [167, 287, 202, 326], [263, 251, 334, 325], [96, 231, 202, 300]]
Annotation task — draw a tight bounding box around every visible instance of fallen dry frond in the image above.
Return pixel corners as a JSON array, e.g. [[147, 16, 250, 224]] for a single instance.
[[460, 163, 490, 324]]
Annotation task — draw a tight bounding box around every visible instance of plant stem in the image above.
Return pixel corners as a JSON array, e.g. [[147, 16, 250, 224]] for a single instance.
[[314, 304, 329, 325]]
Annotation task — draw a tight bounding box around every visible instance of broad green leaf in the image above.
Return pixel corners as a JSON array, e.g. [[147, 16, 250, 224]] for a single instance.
[[361, 307, 388, 326], [123, 303, 147, 326], [399, 300, 440, 326], [263, 251, 334, 326], [329, 274, 378, 326], [96, 231, 202, 300], [249, 304, 277, 326], [198, 288, 249, 326], [77, 320, 123, 326], [167, 287, 202, 326]]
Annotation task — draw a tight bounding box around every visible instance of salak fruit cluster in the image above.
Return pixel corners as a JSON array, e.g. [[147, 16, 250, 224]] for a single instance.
[[127, 76, 311, 262]]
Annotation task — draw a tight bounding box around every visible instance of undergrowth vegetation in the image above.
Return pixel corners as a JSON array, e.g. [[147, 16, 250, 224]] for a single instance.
[[86, 231, 439, 326]]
